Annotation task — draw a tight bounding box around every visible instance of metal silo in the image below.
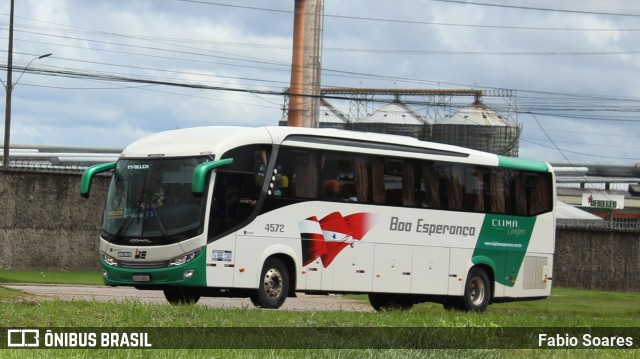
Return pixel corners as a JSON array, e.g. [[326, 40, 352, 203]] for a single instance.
[[351, 101, 431, 140], [280, 100, 348, 129], [431, 100, 520, 156], [318, 100, 349, 129]]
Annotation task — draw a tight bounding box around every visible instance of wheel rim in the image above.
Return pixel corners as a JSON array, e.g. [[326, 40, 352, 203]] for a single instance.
[[263, 268, 283, 298], [469, 276, 486, 306]]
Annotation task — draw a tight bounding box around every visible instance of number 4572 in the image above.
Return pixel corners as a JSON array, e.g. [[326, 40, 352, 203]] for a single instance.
[[265, 224, 285, 232]]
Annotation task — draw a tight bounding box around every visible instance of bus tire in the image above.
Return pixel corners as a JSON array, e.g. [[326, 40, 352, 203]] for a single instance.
[[250, 257, 289, 309], [462, 267, 491, 312], [163, 287, 201, 305], [368, 294, 414, 311]]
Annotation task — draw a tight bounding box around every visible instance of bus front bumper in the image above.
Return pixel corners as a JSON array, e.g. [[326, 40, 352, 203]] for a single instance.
[[99, 250, 207, 287]]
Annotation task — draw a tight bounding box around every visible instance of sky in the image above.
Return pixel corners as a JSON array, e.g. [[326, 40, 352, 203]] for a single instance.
[[1, 0, 639, 165]]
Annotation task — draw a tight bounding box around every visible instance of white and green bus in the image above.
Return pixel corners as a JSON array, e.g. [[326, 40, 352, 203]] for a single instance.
[[81, 126, 555, 311]]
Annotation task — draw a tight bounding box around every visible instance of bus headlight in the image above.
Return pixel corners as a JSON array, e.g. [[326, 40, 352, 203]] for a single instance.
[[169, 248, 202, 266], [101, 253, 118, 266]]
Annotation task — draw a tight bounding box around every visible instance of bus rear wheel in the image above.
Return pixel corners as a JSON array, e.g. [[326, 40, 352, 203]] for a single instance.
[[442, 267, 491, 312], [250, 257, 289, 309], [163, 287, 201, 305], [462, 267, 491, 312]]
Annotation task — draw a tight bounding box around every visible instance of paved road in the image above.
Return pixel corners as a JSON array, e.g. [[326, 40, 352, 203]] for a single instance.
[[3, 284, 373, 312]]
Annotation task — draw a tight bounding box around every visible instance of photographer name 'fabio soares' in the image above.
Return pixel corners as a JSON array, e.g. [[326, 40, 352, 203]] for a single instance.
[[538, 333, 634, 348]]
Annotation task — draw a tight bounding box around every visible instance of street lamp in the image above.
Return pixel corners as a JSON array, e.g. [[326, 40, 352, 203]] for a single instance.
[[2, 53, 53, 170]]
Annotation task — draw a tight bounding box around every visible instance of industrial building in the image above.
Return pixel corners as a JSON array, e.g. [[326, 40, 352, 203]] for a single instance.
[[553, 164, 640, 228]]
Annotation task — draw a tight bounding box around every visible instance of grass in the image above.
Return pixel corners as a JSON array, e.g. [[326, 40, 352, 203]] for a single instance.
[[0, 270, 639, 358], [1, 269, 638, 318], [0, 270, 103, 285]]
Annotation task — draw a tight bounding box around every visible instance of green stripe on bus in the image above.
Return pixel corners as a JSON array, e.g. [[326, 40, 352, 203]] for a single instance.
[[498, 156, 549, 172], [472, 214, 537, 288]]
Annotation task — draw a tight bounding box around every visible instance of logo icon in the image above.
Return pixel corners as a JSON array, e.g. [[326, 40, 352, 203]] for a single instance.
[[7, 329, 40, 347], [298, 212, 376, 267]]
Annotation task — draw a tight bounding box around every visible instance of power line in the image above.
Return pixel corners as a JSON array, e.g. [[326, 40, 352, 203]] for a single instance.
[[5, 62, 638, 125], [431, 0, 640, 17], [171, 1, 640, 29], [520, 138, 640, 160]]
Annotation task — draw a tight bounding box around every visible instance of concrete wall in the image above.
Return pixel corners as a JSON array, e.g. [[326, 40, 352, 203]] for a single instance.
[[554, 227, 640, 292], [1, 171, 639, 292], [0, 171, 109, 271]]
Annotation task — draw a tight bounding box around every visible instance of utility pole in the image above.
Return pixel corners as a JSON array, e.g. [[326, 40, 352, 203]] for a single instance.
[[2, 0, 52, 170], [287, 0, 305, 127], [3, 0, 15, 171]]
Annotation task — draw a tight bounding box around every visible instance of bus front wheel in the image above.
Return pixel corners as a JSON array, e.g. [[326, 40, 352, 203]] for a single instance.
[[250, 257, 289, 309]]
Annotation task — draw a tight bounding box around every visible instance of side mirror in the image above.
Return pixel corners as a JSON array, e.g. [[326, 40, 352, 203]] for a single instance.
[[80, 162, 116, 198], [192, 158, 234, 195]]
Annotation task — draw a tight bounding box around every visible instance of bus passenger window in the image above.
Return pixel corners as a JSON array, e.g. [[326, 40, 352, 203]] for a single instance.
[[271, 166, 289, 196], [420, 161, 440, 209], [372, 158, 386, 204], [435, 163, 464, 210], [207, 145, 270, 240], [353, 156, 369, 203], [271, 148, 318, 199], [402, 160, 416, 206], [489, 169, 506, 214], [383, 159, 403, 206], [527, 172, 552, 215], [321, 155, 341, 200], [466, 166, 487, 212], [513, 173, 528, 215]]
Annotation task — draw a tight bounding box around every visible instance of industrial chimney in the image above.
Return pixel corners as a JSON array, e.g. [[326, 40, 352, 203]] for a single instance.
[[287, 0, 323, 128]]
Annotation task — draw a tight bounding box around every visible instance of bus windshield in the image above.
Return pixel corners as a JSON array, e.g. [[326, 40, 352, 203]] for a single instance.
[[102, 157, 209, 245]]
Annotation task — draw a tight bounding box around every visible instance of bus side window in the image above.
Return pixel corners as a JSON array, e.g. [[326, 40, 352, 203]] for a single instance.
[[420, 161, 440, 209], [295, 151, 318, 198], [489, 168, 506, 214], [353, 156, 370, 203], [372, 158, 386, 204], [434, 163, 464, 210], [402, 160, 417, 207], [465, 166, 487, 212], [527, 172, 552, 215], [272, 148, 318, 199], [320, 154, 342, 200], [502, 170, 526, 215], [208, 145, 270, 240], [513, 172, 528, 215]]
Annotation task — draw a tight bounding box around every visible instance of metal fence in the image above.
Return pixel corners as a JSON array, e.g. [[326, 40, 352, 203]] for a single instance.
[[557, 218, 640, 232], [1, 146, 120, 175], [5, 159, 95, 174]]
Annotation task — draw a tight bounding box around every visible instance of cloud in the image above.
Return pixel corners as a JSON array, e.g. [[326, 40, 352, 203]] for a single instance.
[[1, 0, 638, 164]]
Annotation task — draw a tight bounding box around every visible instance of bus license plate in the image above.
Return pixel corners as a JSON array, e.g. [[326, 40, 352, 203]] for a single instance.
[[132, 273, 151, 282]]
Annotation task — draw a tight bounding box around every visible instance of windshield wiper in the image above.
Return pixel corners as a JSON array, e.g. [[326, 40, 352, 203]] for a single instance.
[[111, 176, 147, 239], [140, 200, 170, 240]]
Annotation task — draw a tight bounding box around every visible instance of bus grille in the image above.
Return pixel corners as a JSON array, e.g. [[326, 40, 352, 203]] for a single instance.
[[117, 260, 170, 269]]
